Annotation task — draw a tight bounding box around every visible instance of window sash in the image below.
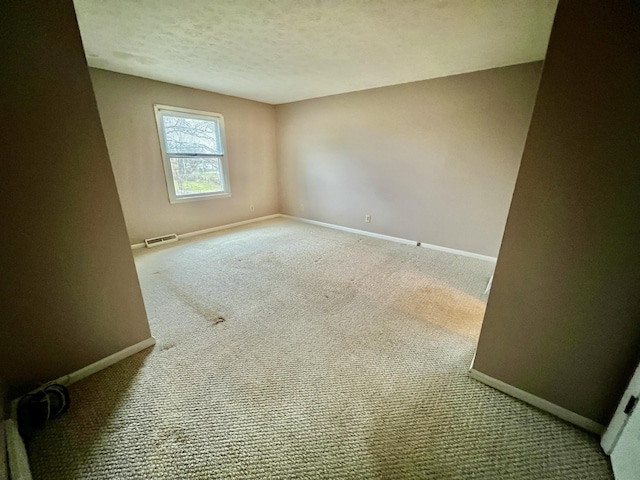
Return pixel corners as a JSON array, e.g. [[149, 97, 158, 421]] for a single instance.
[[169, 156, 225, 197], [157, 110, 224, 156], [154, 104, 230, 203]]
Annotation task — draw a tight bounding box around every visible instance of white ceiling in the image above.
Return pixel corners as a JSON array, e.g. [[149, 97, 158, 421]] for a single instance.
[[73, 0, 558, 105]]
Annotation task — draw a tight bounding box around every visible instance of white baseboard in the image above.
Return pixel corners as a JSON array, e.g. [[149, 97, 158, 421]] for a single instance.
[[178, 214, 280, 240], [420, 242, 496, 263], [1, 421, 8, 480], [5, 420, 31, 480], [52, 337, 156, 388], [8, 337, 156, 479], [281, 214, 417, 245], [483, 274, 494, 295], [469, 368, 605, 435], [11, 338, 156, 420], [281, 215, 497, 263], [131, 213, 498, 263], [131, 214, 280, 249]]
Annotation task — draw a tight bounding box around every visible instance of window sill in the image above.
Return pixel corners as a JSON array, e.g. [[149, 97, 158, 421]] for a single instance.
[[169, 192, 231, 204]]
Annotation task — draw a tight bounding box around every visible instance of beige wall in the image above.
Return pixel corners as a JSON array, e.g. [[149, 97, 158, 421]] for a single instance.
[[89, 69, 279, 245], [473, 0, 640, 425], [276, 63, 542, 257], [0, 1, 151, 397]]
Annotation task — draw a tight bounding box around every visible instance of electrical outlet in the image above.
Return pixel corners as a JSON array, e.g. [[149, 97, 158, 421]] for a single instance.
[[300, 203, 305, 213], [365, 214, 371, 223], [250, 204, 255, 212]]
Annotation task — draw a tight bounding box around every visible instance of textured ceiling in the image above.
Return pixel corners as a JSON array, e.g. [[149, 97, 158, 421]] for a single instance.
[[73, 0, 558, 105]]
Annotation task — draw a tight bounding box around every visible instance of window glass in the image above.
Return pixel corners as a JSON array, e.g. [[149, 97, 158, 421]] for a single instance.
[[161, 115, 224, 155], [154, 105, 230, 203]]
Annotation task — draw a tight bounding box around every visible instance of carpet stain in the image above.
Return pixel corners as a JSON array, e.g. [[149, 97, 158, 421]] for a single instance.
[[167, 283, 226, 325], [27, 219, 613, 480], [393, 283, 485, 340]]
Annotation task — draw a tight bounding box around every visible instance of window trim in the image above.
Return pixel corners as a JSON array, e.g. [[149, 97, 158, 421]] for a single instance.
[[153, 104, 231, 204]]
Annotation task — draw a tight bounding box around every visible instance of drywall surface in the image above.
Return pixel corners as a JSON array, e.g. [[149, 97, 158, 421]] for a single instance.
[[473, 0, 640, 425], [89, 69, 279, 244], [0, 1, 151, 397], [276, 63, 542, 257]]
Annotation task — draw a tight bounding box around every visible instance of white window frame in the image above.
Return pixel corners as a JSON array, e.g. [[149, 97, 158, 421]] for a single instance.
[[154, 104, 231, 203]]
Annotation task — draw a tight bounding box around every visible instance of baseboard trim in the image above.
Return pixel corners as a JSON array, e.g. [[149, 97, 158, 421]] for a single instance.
[[469, 368, 605, 435], [1, 421, 8, 480], [179, 214, 280, 240], [53, 337, 156, 388], [419, 242, 496, 263], [11, 337, 156, 418], [130, 213, 498, 263], [5, 419, 31, 480], [131, 214, 280, 249], [8, 337, 156, 480], [281, 214, 416, 245], [281, 215, 497, 263]]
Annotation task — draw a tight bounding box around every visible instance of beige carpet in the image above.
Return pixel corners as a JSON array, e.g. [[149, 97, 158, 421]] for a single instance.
[[27, 218, 612, 479]]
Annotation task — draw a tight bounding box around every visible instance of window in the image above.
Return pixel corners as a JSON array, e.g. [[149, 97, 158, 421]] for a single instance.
[[154, 105, 230, 203]]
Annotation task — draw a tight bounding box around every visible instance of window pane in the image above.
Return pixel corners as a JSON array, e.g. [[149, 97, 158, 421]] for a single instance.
[[162, 115, 223, 155], [169, 157, 223, 196]]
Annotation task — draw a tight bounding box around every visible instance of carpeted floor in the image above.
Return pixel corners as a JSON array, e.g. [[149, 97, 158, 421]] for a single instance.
[[27, 218, 613, 479]]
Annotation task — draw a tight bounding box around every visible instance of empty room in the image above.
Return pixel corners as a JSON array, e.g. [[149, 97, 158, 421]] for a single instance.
[[2, 1, 640, 479]]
